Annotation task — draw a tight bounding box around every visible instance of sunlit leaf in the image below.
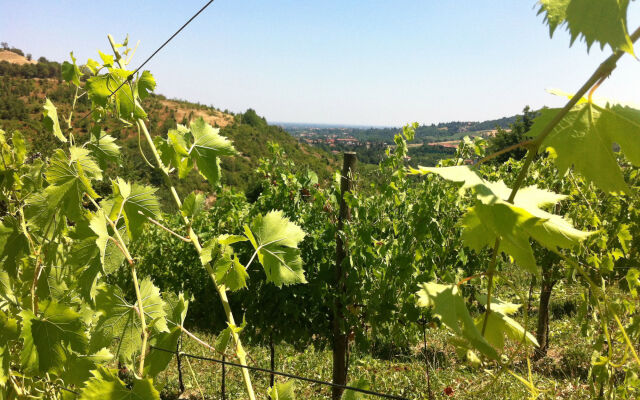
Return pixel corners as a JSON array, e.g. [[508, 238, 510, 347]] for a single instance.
[[78, 367, 160, 400], [267, 380, 296, 400], [529, 103, 640, 194], [19, 300, 87, 374], [417, 282, 498, 360], [104, 179, 160, 241], [245, 211, 306, 287], [411, 166, 592, 273], [42, 98, 66, 142], [189, 118, 236, 186], [91, 279, 167, 365], [537, 0, 634, 54]]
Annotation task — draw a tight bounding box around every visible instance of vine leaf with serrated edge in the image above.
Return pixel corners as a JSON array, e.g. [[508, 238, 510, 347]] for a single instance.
[[145, 293, 189, 377], [103, 178, 161, 241], [474, 294, 538, 350], [244, 211, 307, 287], [91, 278, 167, 365], [42, 99, 66, 142], [189, 117, 236, 186], [537, 0, 635, 55], [26, 147, 102, 224], [528, 101, 640, 194], [61, 51, 81, 87], [215, 319, 246, 355], [0, 309, 18, 387], [416, 282, 498, 360], [19, 300, 88, 374], [85, 68, 153, 121], [88, 210, 127, 275], [343, 377, 370, 400], [87, 129, 121, 168], [267, 380, 296, 400], [200, 235, 249, 291], [60, 349, 113, 387], [78, 367, 160, 400], [409, 166, 593, 274], [181, 192, 205, 220]]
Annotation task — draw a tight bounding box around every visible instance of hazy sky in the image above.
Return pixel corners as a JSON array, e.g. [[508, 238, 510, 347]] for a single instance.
[[2, 1, 640, 126]]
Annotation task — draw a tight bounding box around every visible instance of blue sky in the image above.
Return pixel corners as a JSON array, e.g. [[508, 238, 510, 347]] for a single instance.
[[2, 1, 640, 126]]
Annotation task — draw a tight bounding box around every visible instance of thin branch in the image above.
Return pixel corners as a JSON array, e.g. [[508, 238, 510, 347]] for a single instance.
[[85, 190, 148, 376], [457, 272, 486, 287], [139, 211, 191, 242], [474, 139, 534, 167], [136, 119, 257, 400]]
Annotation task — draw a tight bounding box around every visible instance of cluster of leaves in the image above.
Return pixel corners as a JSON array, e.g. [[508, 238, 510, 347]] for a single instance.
[[0, 37, 309, 399], [411, 2, 640, 397]]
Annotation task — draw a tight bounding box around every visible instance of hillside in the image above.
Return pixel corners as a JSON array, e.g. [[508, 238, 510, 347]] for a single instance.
[[0, 49, 37, 65], [0, 52, 338, 208]]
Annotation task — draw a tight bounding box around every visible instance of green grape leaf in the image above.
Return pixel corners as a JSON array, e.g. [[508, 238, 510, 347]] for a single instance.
[[0, 271, 17, 306], [104, 179, 161, 241], [475, 311, 538, 350], [537, 0, 634, 54], [417, 282, 498, 360], [245, 211, 307, 287], [474, 295, 538, 350], [626, 268, 640, 297], [88, 130, 121, 168], [61, 349, 113, 387], [86, 68, 147, 121], [475, 294, 520, 315], [88, 210, 127, 275], [188, 118, 236, 185], [27, 147, 102, 223], [145, 293, 189, 377], [11, 131, 26, 165], [200, 235, 249, 291], [137, 71, 156, 100], [343, 377, 370, 400], [412, 166, 592, 273], [42, 98, 66, 142], [529, 103, 640, 194], [92, 279, 167, 364], [19, 300, 88, 374], [61, 52, 81, 86], [268, 380, 296, 400], [78, 367, 160, 400], [0, 310, 18, 387], [617, 224, 632, 253], [181, 192, 205, 220], [214, 250, 249, 291], [214, 326, 233, 354], [78, 261, 102, 301], [86, 58, 101, 74], [98, 51, 114, 67], [0, 216, 29, 277], [154, 125, 194, 179]]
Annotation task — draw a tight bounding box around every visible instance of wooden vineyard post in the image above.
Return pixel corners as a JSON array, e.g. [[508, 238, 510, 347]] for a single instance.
[[332, 152, 356, 400], [177, 336, 185, 393], [221, 354, 226, 400]]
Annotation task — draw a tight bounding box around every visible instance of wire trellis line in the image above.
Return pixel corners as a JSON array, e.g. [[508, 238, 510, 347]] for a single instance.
[[150, 346, 411, 400]]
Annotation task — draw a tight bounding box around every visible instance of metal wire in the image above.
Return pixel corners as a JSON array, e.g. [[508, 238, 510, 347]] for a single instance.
[[150, 346, 411, 400], [76, 0, 216, 123]]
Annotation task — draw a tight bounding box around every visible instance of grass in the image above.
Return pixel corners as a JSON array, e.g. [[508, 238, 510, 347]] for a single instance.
[[152, 318, 593, 400]]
